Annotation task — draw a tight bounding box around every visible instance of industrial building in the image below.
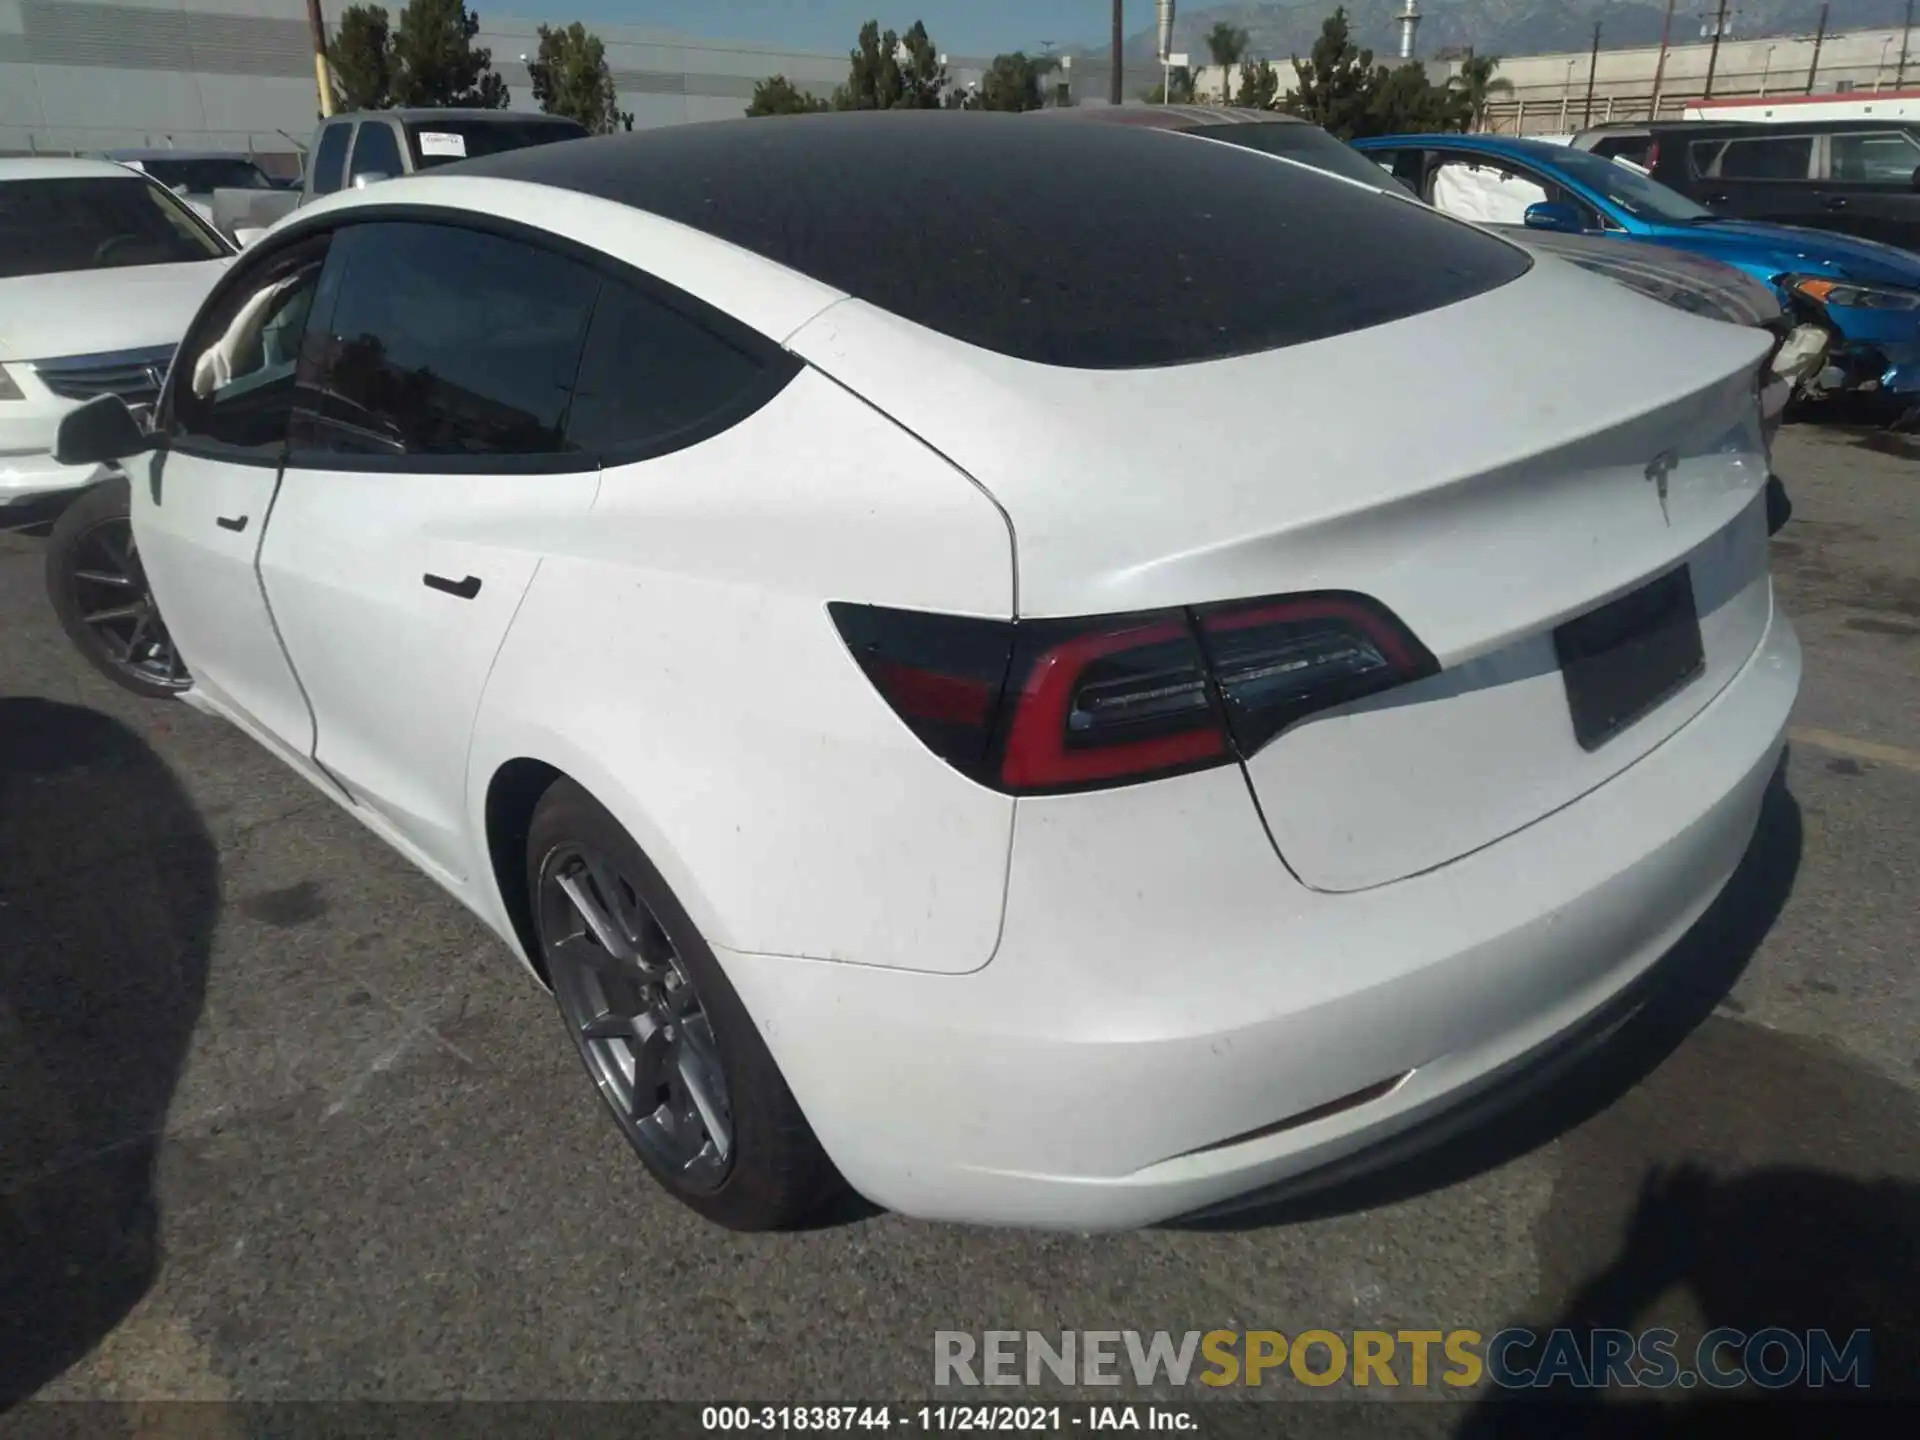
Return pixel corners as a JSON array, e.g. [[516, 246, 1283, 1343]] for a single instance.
[[0, 0, 868, 161], [7, 0, 1920, 166], [1193, 21, 1920, 134]]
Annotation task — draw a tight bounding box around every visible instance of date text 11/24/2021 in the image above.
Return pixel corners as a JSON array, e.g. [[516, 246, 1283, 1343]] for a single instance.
[[702, 1407, 1198, 1432]]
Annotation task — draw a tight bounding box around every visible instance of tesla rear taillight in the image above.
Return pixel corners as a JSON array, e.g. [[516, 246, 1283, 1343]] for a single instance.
[[1193, 595, 1432, 756], [830, 593, 1436, 796]]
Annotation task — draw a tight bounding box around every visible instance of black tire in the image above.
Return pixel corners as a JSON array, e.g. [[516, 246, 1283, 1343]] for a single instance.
[[526, 778, 843, 1231], [43, 475, 191, 700]]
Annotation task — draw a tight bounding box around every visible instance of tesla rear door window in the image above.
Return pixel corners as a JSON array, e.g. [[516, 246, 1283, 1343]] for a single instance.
[[0, 177, 227, 278], [291, 221, 598, 459], [565, 282, 779, 461]]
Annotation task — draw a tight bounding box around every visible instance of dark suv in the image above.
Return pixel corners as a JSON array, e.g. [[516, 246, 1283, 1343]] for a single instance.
[[1572, 119, 1920, 250]]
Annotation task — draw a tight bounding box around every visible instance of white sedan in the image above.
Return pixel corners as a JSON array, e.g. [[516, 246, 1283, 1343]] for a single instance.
[[0, 158, 232, 509], [56, 112, 1800, 1232]]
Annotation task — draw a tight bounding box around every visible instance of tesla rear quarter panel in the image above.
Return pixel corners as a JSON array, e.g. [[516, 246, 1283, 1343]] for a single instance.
[[468, 366, 1017, 977]]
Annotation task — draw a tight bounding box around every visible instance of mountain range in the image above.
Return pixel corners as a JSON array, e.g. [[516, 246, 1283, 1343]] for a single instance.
[[1087, 0, 1916, 65]]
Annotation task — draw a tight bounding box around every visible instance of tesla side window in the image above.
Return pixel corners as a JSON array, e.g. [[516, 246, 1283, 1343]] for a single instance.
[[347, 122, 403, 185], [167, 234, 331, 458], [289, 221, 599, 462], [564, 281, 778, 462], [310, 123, 351, 196]]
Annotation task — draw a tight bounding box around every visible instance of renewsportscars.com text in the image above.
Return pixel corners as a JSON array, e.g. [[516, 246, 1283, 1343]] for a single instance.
[[934, 1328, 1873, 1390]]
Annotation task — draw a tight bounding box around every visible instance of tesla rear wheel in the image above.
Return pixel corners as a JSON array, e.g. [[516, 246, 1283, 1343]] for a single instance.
[[527, 779, 842, 1231], [44, 476, 191, 700]]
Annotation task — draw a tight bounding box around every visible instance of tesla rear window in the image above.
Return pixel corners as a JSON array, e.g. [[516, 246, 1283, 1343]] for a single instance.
[[456, 112, 1532, 370]]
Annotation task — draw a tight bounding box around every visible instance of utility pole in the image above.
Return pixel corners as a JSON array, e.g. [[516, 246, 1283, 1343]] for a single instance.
[[1583, 21, 1601, 128], [1110, 0, 1123, 105], [1650, 0, 1678, 117], [1898, 0, 1914, 89], [1807, 3, 1828, 94], [305, 0, 333, 117], [1702, 0, 1730, 99]]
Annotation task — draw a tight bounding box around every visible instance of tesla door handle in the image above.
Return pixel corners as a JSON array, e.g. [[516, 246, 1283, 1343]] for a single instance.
[[216, 513, 248, 532], [1705, 193, 1729, 204], [1824, 195, 1849, 210], [423, 572, 482, 600]]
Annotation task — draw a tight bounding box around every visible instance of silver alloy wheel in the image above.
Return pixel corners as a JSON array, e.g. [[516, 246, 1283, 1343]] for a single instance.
[[63, 516, 189, 691], [537, 843, 734, 1189]]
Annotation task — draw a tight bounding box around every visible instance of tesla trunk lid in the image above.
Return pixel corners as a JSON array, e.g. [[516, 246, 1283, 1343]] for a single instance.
[[787, 254, 1776, 892]]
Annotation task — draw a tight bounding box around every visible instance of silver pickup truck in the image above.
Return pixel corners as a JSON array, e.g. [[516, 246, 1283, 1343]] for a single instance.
[[210, 108, 589, 244]]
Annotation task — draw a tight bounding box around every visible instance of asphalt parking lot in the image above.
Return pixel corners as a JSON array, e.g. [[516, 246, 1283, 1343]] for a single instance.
[[2, 424, 1917, 1422]]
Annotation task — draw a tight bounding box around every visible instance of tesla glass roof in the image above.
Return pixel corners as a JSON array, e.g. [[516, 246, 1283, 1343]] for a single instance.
[[456, 111, 1529, 369]]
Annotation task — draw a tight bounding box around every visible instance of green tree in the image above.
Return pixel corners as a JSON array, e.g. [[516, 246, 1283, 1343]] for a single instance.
[[330, 4, 394, 111], [1204, 21, 1249, 103], [528, 21, 631, 132], [390, 0, 506, 108], [976, 51, 1058, 112], [1236, 58, 1281, 110], [1284, 9, 1379, 138], [1451, 52, 1513, 132], [1283, 7, 1462, 140], [833, 19, 948, 111], [1365, 59, 1466, 136], [1146, 65, 1196, 104], [746, 75, 831, 116]]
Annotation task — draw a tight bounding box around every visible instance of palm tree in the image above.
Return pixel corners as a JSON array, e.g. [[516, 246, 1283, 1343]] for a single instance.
[[1204, 22, 1250, 105], [1451, 52, 1514, 132]]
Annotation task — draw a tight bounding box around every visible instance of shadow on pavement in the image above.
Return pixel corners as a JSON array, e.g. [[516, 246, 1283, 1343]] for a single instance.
[[1172, 757, 1804, 1233], [0, 697, 217, 1407], [1453, 1165, 1919, 1435]]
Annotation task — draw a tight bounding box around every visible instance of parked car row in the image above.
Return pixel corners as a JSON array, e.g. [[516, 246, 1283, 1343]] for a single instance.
[[1354, 132, 1920, 409], [1569, 117, 1920, 252]]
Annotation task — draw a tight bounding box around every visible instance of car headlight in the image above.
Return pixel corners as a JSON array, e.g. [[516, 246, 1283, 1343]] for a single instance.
[[0, 364, 23, 402], [1787, 275, 1920, 311]]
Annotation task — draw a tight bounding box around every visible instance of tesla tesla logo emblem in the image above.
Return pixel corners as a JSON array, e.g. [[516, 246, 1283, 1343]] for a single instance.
[[1645, 450, 1677, 524]]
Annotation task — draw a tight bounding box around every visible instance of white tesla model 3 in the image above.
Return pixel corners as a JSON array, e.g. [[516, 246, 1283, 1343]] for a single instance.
[[56, 113, 1800, 1232]]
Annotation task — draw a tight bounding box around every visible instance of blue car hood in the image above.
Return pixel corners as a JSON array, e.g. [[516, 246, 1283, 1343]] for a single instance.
[[1649, 218, 1920, 284]]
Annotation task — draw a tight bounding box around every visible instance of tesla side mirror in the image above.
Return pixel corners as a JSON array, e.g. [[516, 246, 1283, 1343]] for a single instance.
[[1523, 201, 1586, 234], [54, 394, 155, 467], [351, 171, 392, 189]]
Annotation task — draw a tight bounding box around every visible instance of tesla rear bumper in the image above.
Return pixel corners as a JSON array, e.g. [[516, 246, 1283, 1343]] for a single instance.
[[720, 592, 1800, 1231]]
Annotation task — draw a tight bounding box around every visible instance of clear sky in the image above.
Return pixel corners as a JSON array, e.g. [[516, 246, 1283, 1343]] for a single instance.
[[542, 2, 1161, 57]]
